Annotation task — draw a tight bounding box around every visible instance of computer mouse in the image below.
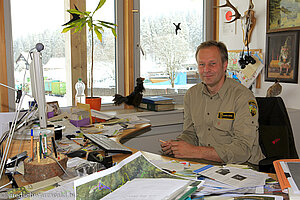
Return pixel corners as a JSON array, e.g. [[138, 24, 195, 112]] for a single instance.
[[66, 150, 87, 158]]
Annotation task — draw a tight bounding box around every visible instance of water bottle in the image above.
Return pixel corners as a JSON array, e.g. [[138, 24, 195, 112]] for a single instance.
[[75, 78, 86, 105]]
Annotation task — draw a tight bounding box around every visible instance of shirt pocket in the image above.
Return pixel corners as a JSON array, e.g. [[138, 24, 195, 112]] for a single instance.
[[213, 119, 234, 144]]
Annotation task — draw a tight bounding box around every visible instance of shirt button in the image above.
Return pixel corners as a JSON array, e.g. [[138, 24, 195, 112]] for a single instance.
[[210, 97, 213, 100], [208, 144, 211, 146], [207, 113, 210, 115], [208, 128, 211, 131]]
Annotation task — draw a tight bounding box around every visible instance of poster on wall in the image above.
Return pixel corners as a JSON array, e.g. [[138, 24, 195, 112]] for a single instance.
[[227, 49, 263, 88], [220, 8, 236, 35]]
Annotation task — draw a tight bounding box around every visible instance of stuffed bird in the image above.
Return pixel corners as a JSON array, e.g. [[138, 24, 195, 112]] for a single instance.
[[113, 77, 145, 107], [266, 79, 282, 97]]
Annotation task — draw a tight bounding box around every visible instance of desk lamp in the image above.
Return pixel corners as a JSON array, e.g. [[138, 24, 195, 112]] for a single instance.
[[0, 43, 48, 184]]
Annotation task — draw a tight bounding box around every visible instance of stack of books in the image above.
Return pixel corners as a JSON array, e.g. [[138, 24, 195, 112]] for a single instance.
[[139, 96, 175, 111]]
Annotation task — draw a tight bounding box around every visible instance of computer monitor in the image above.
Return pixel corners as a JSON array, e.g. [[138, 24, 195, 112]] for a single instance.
[[29, 46, 47, 128]]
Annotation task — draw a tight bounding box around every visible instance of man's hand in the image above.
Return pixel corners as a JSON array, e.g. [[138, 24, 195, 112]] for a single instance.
[[161, 140, 223, 162], [169, 140, 197, 158], [160, 140, 174, 156]]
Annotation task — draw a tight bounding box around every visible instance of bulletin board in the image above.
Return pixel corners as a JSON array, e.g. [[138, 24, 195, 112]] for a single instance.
[[227, 49, 263, 88]]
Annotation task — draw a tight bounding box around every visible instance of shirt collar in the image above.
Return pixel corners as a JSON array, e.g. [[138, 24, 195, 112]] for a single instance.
[[201, 76, 228, 99], [218, 76, 229, 100]]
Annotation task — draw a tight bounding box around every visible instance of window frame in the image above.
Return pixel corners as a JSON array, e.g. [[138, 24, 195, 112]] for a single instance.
[[2, 0, 215, 111]]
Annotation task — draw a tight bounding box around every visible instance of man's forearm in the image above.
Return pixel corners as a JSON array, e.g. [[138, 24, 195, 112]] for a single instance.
[[192, 146, 223, 163], [170, 140, 223, 163]]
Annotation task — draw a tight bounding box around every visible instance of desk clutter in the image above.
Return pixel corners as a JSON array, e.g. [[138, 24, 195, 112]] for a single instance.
[[0, 102, 289, 199]]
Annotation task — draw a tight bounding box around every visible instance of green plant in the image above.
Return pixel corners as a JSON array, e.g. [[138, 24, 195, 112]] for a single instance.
[[62, 0, 117, 97]]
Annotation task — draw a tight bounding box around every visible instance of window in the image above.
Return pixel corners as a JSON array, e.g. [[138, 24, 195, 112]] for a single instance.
[[10, 0, 118, 109], [136, 0, 206, 97], [11, 0, 66, 108], [86, 0, 116, 104]]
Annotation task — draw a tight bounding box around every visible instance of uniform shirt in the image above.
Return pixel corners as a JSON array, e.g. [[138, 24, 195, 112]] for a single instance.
[[177, 77, 265, 164]]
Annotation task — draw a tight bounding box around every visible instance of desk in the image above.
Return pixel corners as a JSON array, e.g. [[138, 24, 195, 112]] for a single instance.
[[0, 122, 281, 198], [0, 123, 152, 187]]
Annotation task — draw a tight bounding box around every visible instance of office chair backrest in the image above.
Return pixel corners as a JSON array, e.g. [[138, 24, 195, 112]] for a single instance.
[[256, 97, 298, 172]]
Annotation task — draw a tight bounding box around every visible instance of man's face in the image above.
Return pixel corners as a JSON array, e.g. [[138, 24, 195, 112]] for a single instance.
[[196, 46, 227, 89]]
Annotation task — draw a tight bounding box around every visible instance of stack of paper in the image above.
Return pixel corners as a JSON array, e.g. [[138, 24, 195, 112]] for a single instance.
[[194, 165, 269, 188], [192, 164, 271, 197], [101, 178, 191, 200]]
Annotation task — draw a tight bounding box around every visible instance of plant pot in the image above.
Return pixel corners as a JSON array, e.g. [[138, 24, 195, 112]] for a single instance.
[[86, 97, 102, 111], [86, 97, 103, 123]]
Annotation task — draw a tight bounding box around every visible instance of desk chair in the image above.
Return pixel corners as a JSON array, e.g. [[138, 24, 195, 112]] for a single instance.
[[256, 97, 298, 173]]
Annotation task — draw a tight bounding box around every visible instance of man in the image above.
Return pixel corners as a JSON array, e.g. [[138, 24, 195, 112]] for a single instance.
[[161, 40, 265, 165]]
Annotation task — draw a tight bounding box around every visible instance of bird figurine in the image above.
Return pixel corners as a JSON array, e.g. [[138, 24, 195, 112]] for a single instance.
[[113, 77, 145, 107], [266, 79, 282, 97], [173, 23, 181, 35]]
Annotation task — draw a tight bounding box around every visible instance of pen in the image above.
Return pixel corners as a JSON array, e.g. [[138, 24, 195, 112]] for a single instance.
[[40, 133, 44, 158], [31, 129, 34, 161], [162, 168, 176, 174], [159, 139, 167, 143], [37, 141, 40, 163], [72, 139, 82, 146], [51, 137, 58, 158], [44, 134, 47, 155]]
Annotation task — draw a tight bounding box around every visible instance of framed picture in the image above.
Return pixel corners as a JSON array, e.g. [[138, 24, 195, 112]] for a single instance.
[[267, 0, 300, 33], [46, 101, 61, 116], [265, 31, 299, 83]]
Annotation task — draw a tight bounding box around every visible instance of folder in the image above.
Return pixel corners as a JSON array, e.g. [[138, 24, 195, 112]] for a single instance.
[[273, 159, 300, 192]]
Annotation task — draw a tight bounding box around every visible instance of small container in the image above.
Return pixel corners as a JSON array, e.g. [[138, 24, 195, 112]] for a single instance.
[[54, 125, 63, 140]]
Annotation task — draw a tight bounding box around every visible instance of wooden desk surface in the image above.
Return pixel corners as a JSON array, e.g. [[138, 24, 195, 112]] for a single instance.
[[0, 122, 278, 189]]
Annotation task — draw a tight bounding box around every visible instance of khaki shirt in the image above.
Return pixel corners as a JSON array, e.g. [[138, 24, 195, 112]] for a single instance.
[[177, 77, 265, 165]]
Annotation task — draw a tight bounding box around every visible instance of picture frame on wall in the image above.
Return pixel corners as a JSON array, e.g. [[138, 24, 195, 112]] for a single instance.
[[267, 0, 300, 33], [265, 31, 299, 83]]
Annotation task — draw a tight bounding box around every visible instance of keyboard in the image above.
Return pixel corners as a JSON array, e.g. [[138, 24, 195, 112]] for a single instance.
[[83, 134, 132, 154]]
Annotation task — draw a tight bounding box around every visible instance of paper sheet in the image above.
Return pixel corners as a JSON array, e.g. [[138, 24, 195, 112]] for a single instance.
[[101, 178, 191, 200]]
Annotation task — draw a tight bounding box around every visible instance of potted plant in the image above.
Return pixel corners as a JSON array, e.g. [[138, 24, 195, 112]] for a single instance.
[[62, 0, 117, 110]]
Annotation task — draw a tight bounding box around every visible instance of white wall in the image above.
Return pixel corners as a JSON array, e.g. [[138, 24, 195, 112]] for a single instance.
[[218, 0, 300, 109]]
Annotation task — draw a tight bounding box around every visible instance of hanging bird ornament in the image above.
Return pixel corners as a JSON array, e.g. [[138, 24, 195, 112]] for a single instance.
[[266, 79, 282, 97], [173, 23, 181, 35], [62, 5, 81, 26]]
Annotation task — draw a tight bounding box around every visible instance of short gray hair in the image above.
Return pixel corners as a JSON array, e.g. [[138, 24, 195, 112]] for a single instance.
[[195, 40, 228, 64]]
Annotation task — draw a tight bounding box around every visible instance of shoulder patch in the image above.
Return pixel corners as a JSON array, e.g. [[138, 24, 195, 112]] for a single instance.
[[248, 100, 257, 117]]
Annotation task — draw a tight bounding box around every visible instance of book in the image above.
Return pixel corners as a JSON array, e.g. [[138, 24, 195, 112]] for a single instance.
[[175, 180, 204, 200], [139, 102, 175, 111], [142, 96, 173, 104]]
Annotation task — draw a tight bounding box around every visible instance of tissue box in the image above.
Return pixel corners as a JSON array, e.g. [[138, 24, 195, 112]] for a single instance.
[[70, 118, 90, 127], [47, 111, 55, 118]]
